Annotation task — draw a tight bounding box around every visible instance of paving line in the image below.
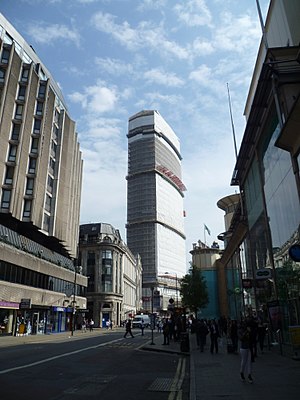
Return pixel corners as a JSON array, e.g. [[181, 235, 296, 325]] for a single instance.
[[0, 337, 123, 375], [168, 357, 186, 400]]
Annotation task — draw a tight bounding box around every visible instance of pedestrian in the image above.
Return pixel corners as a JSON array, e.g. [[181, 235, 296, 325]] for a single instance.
[[238, 320, 254, 384], [248, 315, 258, 362], [209, 319, 220, 354], [89, 318, 94, 332], [257, 319, 267, 353], [81, 318, 87, 333], [230, 320, 239, 353], [110, 320, 113, 329], [162, 318, 170, 345], [140, 319, 145, 336], [196, 319, 209, 352], [124, 319, 134, 338]]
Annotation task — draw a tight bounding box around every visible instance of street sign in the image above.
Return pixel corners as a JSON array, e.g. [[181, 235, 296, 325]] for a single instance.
[[289, 244, 300, 262], [255, 268, 272, 280]]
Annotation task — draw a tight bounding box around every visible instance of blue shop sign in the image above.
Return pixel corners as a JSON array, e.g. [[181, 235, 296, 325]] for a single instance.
[[53, 306, 66, 312]]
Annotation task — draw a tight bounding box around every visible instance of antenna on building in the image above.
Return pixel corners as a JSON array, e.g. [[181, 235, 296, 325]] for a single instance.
[[226, 83, 245, 217], [256, 0, 268, 50], [226, 83, 238, 160]]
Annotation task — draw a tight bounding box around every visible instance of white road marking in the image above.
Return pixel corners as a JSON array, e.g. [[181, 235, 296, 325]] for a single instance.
[[0, 337, 123, 375]]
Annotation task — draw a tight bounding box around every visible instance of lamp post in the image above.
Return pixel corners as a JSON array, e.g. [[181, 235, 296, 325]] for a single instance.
[[165, 272, 178, 307], [150, 286, 155, 345], [71, 265, 82, 336]]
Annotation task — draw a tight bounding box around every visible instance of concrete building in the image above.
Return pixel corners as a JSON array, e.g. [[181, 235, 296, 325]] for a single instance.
[[218, 0, 300, 343], [190, 240, 222, 319], [0, 14, 86, 335], [79, 223, 142, 327], [126, 110, 186, 312]]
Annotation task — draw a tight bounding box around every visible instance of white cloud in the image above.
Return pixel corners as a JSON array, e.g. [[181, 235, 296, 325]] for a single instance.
[[137, 0, 168, 11], [68, 82, 119, 114], [173, 0, 212, 27], [27, 23, 80, 45], [91, 12, 190, 60], [144, 68, 184, 87], [95, 57, 134, 76], [214, 12, 261, 53]]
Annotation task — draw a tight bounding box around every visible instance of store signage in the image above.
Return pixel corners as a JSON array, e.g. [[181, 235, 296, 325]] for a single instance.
[[0, 301, 20, 309], [20, 298, 32, 309]]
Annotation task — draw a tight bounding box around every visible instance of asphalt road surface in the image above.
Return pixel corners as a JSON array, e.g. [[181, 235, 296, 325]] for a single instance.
[[0, 330, 189, 400]]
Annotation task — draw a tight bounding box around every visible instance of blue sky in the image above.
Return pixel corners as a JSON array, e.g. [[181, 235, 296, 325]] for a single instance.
[[1, 0, 269, 266]]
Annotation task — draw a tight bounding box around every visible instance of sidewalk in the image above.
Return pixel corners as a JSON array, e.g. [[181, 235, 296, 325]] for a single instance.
[[189, 332, 300, 400], [0, 327, 121, 348]]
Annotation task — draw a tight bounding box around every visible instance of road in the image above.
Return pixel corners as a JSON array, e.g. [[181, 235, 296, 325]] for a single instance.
[[0, 329, 189, 400]]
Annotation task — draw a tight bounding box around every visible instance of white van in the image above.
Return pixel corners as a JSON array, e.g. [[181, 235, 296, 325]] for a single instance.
[[132, 315, 150, 329]]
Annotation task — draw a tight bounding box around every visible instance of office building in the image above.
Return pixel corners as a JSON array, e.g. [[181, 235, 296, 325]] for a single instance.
[[126, 110, 186, 311], [217, 0, 300, 344], [79, 223, 142, 327], [0, 14, 86, 335]]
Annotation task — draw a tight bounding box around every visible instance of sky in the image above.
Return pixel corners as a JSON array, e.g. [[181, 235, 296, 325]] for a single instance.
[[1, 0, 270, 267]]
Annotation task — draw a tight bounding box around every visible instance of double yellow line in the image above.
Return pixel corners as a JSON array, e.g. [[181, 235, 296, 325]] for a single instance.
[[168, 357, 186, 400]]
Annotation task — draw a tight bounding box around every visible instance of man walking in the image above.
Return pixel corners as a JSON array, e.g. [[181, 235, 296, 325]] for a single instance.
[[124, 319, 134, 338]]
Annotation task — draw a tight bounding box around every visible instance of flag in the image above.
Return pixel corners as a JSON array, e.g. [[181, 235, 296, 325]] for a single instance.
[[204, 224, 211, 235]]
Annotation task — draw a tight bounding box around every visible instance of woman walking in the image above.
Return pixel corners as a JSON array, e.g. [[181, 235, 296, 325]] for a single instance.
[[238, 320, 254, 384]]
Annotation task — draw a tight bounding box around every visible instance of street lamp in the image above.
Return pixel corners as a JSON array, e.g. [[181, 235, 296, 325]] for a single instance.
[[71, 265, 82, 336]]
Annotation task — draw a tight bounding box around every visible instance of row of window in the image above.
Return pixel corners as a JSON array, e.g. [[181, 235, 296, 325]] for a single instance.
[[0, 259, 84, 296]]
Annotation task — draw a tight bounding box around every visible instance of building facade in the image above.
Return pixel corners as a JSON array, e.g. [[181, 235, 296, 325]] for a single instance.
[[79, 223, 142, 327], [190, 240, 223, 319], [126, 110, 186, 311], [218, 0, 300, 344], [0, 14, 86, 336]]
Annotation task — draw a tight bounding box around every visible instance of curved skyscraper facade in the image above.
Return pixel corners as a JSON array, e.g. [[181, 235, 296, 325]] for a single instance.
[[126, 110, 186, 308]]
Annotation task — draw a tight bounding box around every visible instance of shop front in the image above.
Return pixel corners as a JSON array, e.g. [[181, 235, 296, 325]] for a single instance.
[[0, 301, 19, 335]]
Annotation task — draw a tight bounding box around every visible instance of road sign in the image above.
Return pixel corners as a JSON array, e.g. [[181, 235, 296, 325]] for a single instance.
[[255, 268, 272, 280]]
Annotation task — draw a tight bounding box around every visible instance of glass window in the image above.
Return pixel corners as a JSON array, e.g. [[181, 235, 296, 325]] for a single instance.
[[51, 140, 57, 156], [43, 213, 50, 232], [45, 194, 51, 212], [36, 101, 43, 115], [15, 104, 23, 120], [30, 138, 39, 154], [4, 166, 14, 185], [1, 48, 10, 64], [47, 175, 54, 193], [21, 67, 29, 82], [25, 178, 34, 195], [0, 68, 5, 82], [49, 158, 55, 174], [102, 250, 112, 259], [23, 199, 32, 217], [1, 190, 11, 209], [38, 83, 46, 99], [28, 157, 37, 174], [8, 144, 17, 162], [11, 124, 21, 141], [33, 118, 41, 133], [17, 85, 26, 100]]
